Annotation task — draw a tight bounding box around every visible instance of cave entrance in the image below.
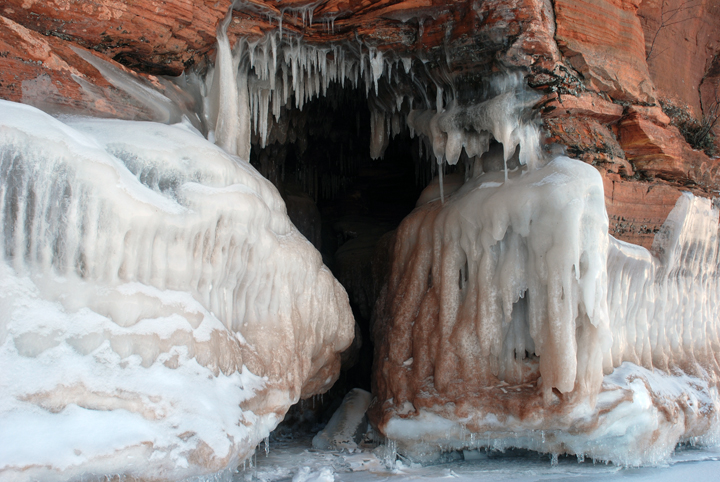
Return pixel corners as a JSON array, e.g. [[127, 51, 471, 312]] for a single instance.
[[248, 82, 434, 430]]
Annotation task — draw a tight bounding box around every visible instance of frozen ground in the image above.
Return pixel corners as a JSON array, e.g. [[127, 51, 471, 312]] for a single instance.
[[235, 436, 720, 482]]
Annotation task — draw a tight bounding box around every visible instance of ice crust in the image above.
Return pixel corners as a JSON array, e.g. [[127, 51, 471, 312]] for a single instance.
[[373, 153, 720, 464], [0, 100, 354, 480]]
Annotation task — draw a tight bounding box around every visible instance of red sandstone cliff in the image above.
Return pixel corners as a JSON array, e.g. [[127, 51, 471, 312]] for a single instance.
[[1, 0, 718, 249]]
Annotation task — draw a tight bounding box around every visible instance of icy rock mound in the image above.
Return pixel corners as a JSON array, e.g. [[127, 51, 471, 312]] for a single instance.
[[0, 100, 354, 480], [312, 388, 372, 451], [371, 157, 720, 465]]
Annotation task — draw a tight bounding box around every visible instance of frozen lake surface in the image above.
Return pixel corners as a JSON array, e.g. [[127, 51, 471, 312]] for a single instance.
[[235, 436, 720, 482]]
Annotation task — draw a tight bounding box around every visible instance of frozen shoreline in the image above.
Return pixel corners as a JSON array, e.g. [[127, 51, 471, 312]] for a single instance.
[[238, 435, 720, 482]]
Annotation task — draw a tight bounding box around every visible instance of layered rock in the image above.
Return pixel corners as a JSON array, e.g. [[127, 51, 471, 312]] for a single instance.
[[638, 0, 720, 120], [1, 0, 231, 74], [554, 0, 655, 103]]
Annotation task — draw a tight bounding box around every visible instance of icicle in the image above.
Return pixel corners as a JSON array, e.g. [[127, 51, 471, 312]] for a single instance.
[[401, 55, 412, 74], [270, 33, 277, 90], [369, 47, 384, 95], [438, 160, 445, 204]]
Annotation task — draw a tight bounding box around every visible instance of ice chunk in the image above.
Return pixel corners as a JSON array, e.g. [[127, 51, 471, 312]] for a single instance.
[[312, 388, 372, 451], [0, 101, 354, 480], [292, 466, 335, 482]]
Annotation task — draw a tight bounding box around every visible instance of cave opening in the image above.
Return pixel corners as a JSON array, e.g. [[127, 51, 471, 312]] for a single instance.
[[193, 28, 539, 436], [247, 81, 443, 432]]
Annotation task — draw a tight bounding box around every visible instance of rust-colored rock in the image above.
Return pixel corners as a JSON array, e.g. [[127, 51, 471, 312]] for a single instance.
[[1, 0, 232, 75], [544, 116, 626, 161], [543, 91, 624, 124], [618, 112, 720, 188], [554, 0, 655, 103], [0, 14, 159, 119], [601, 171, 683, 248], [639, 0, 720, 116], [639, 0, 720, 153]]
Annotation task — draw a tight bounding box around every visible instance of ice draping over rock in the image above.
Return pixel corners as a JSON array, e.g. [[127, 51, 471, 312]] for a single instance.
[[0, 100, 354, 480], [407, 74, 544, 174], [371, 151, 720, 464], [192, 22, 428, 164]]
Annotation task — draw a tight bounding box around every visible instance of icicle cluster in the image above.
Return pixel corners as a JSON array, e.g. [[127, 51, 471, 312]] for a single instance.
[[196, 16, 425, 165], [606, 194, 720, 375], [374, 156, 610, 405], [373, 158, 720, 465], [406, 73, 544, 185]]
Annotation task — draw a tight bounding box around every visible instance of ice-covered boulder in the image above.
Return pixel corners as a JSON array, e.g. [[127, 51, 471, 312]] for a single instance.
[[370, 154, 720, 465], [0, 100, 354, 480]]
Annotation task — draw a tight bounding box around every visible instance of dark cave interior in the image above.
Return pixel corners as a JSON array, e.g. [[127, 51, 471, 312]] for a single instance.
[[248, 83, 442, 432]]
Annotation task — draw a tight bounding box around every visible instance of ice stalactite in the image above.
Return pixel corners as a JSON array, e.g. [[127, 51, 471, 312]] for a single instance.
[[406, 73, 543, 174], [196, 21, 423, 164], [0, 101, 354, 481], [373, 156, 610, 405]]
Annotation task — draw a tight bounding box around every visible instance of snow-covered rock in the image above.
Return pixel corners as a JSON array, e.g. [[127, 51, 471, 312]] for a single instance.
[[312, 388, 372, 451], [0, 100, 354, 480], [371, 152, 720, 465]]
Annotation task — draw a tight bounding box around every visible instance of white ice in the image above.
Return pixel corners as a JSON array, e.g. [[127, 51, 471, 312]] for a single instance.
[[312, 388, 372, 451], [0, 100, 354, 480], [240, 433, 720, 482], [375, 150, 720, 464]]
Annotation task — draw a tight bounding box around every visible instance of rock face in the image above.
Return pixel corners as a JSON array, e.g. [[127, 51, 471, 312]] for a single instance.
[[1, 0, 231, 75], [639, 0, 720, 117], [554, 0, 655, 103]]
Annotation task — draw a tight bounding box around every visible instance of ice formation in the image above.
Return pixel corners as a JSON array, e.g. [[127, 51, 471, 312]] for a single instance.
[[312, 388, 372, 451], [371, 147, 720, 464], [5, 0, 720, 470], [0, 100, 354, 480], [190, 16, 426, 165]]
